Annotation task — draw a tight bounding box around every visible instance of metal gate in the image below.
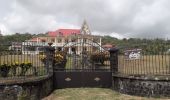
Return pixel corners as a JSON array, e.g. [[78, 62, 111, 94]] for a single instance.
[[53, 37, 112, 88]]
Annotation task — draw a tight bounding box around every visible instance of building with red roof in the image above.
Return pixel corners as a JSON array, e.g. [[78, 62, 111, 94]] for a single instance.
[[23, 21, 102, 54], [48, 29, 80, 37]]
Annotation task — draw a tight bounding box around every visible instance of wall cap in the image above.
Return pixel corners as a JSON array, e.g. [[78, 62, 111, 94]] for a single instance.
[[109, 48, 119, 53]]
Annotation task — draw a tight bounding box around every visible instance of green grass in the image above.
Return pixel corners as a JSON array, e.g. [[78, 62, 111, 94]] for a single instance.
[[42, 88, 168, 100], [65, 57, 73, 69]]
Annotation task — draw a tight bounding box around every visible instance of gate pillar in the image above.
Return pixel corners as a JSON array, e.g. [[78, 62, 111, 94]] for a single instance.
[[109, 48, 119, 74], [45, 45, 55, 75]]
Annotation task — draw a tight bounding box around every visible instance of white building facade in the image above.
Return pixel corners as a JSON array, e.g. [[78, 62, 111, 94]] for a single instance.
[[22, 21, 102, 55]]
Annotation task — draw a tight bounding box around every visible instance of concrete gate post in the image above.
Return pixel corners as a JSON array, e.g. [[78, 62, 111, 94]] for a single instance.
[[109, 48, 119, 74], [45, 45, 55, 75]]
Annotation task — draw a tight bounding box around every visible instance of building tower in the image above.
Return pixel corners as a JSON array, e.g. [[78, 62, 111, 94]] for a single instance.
[[80, 20, 91, 35]]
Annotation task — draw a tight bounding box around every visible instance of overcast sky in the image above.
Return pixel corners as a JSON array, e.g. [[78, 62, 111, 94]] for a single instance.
[[0, 0, 170, 39]]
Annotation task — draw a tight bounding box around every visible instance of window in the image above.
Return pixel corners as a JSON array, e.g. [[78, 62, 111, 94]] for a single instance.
[[72, 33, 77, 36], [65, 39, 68, 43], [51, 38, 55, 43], [71, 38, 76, 42], [93, 38, 99, 43], [83, 38, 87, 43], [41, 39, 46, 42], [83, 47, 87, 51], [93, 47, 97, 52], [59, 32, 63, 36], [58, 38, 62, 43], [71, 47, 76, 52]]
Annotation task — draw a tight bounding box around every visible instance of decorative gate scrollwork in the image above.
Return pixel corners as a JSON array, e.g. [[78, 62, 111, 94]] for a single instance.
[[54, 38, 110, 71]]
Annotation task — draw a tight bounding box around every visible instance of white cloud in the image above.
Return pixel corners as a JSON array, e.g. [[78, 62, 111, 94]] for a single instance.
[[0, 0, 170, 38], [0, 23, 10, 34]]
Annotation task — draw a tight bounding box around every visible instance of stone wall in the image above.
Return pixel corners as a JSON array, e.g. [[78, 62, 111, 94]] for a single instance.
[[0, 75, 53, 100], [113, 74, 170, 97]]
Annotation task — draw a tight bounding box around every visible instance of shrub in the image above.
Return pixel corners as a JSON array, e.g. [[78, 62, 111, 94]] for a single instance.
[[0, 63, 11, 77], [0, 61, 33, 77], [11, 62, 19, 76], [19, 62, 32, 76], [90, 52, 109, 65], [39, 51, 66, 64], [54, 51, 66, 64]]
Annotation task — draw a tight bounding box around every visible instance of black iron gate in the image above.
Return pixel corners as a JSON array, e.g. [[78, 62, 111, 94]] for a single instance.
[[53, 37, 112, 88]]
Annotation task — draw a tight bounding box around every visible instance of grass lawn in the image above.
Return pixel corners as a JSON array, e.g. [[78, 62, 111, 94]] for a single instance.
[[42, 88, 169, 100]]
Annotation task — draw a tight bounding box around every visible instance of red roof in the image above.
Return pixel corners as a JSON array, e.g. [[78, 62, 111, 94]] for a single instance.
[[48, 29, 80, 37]]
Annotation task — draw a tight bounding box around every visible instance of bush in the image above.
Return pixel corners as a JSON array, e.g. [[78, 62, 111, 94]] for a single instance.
[[0, 62, 33, 77], [90, 52, 109, 65], [39, 51, 67, 64], [11, 62, 19, 76], [0, 64, 11, 77], [19, 62, 32, 76]]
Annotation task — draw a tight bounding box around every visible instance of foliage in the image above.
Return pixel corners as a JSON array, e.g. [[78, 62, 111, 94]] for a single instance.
[[11, 62, 19, 76], [39, 51, 67, 69], [39, 53, 47, 63], [54, 51, 66, 64], [19, 62, 32, 76], [0, 33, 169, 55], [40, 51, 66, 64], [90, 51, 109, 65], [0, 63, 11, 77], [0, 33, 46, 51], [102, 36, 170, 54], [0, 62, 33, 77]]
